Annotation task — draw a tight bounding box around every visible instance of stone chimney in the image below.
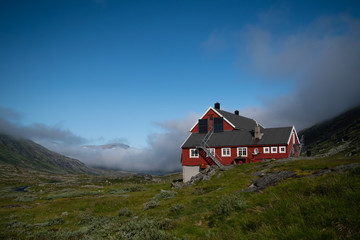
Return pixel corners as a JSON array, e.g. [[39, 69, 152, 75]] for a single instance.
[[234, 110, 239, 115], [254, 123, 262, 140], [214, 102, 220, 110]]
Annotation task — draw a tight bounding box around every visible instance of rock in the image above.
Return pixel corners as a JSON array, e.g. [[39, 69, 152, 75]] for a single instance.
[[333, 163, 360, 173], [171, 182, 184, 190], [312, 163, 360, 177], [202, 175, 211, 181], [243, 163, 360, 192], [178, 163, 238, 187], [311, 168, 332, 177], [243, 170, 296, 192], [252, 168, 270, 177], [61, 211, 68, 216], [207, 169, 217, 177], [143, 174, 153, 181]]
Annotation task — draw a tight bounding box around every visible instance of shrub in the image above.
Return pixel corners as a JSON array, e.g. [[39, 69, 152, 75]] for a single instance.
[[123, 185, 146, 192], [144, 200, 160, 210], [118, 217, 173, 240], [216, 194, 245, 215], [47, 217, 65, 226], [153, 190, 177, 201], [15, 195, 36, 202], [170, 204, 184, 214], [77, 212, 93, 225], [118, 207, 132, 217]]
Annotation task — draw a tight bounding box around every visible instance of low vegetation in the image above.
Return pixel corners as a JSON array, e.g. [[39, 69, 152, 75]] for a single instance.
[[1, 153, 359, 239]]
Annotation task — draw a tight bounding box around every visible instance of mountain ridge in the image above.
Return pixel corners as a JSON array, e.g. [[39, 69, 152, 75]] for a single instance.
[[0, 134, 98, 174], [299, 105, 360, 156]]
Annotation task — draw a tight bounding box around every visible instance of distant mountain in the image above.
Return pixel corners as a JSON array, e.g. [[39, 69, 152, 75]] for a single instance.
[[0, 134, 98, 174], [82, 143, 130, 150], [299, 106, 360, 156]]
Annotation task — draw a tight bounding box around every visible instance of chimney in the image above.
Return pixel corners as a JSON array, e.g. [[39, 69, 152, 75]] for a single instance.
[[254, 123, 262, 140], [234, 110, 239, 115], [214, 102, 220, 110]]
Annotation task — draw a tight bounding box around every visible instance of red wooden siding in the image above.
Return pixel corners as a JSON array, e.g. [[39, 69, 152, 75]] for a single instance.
[[182, 143, 297, 168], [191, 108, 234, 133]]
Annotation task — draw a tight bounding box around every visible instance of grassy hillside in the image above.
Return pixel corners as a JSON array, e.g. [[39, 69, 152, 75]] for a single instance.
[[0, 134, 97, 174], [1, 155, 359, 239]]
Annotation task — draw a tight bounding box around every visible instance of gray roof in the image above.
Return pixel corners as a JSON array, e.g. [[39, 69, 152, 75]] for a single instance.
[[182, 109, 293, 148], [217, 109, 264, 131]]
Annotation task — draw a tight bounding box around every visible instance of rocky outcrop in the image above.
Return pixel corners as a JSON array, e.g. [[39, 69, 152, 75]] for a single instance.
[[243, 163, 360, 192], [171, 165, 234, 189], [311, 163, 360, 177], [243, 170, 296, 192]]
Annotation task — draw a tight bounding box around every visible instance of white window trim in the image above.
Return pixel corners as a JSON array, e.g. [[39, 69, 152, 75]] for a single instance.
[[189, 148, 199, 158], [237, 147, 248, 157], [271, 146, 278, 153], [279, 146, 286, 153], [221, 148, 231, 157], [263, 147, 269, 153], [207, 148, 215, 157]]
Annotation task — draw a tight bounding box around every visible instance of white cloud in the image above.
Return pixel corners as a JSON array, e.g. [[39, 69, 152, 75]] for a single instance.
[[40, 112, 199, 174], [1, 105, 199, 174]]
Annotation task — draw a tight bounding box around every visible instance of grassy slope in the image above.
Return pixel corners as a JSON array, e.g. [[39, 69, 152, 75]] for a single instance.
[[0, 134, 96, 174], [0, 156, 359, 239]]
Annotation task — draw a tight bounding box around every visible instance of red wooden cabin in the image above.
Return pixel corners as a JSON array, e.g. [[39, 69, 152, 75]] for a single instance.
[[181, 103, 300, 182]]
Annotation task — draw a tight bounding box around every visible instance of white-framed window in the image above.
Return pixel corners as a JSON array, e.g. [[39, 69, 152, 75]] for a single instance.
[[222, 148, 231, 157], [207, 148, 215, 157], [237, 147, 247, 157], [271, 146, 278, 153], [254, 148, 259, 154], [263, 147, 270, 153], [190, 148, 199, 158], [279, 146, 286, 153]]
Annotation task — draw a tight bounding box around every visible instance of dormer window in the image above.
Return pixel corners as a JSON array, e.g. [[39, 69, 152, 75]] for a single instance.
[[214, 117, 224, 132], [198, 119, 208, 133]]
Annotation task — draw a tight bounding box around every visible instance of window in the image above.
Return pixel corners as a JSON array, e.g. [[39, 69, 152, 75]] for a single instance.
[[237, 147, 247, 157], [271, 146, 277, 153], [263, 147, 270, 153], [207, 148, 215, 157], [254, 148, 259, 154], [214, 117, 224, 132], [222, 148, 231, 157], [198, 119, 208, 133], [190, 149, 199, 158], [279, 146, 286, 153]]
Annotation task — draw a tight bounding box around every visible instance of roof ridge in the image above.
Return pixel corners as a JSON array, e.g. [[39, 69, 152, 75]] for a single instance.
[[217, 109, 256, 121]]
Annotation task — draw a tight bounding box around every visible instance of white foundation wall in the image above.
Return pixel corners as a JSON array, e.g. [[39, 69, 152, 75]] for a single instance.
[[183, 165, 200, 182]]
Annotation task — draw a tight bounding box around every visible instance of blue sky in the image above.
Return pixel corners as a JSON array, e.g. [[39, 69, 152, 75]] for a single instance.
[[1, 0, 360, 172]]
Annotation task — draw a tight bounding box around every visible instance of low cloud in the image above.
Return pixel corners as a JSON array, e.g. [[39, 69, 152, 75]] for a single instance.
[[40, 112, 199, 174], [1, 106, 199, 173], [0, 108, 198, 174]]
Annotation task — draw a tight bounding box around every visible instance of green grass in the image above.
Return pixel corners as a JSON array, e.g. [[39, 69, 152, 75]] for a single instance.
[[0, 157, 359, 239]]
